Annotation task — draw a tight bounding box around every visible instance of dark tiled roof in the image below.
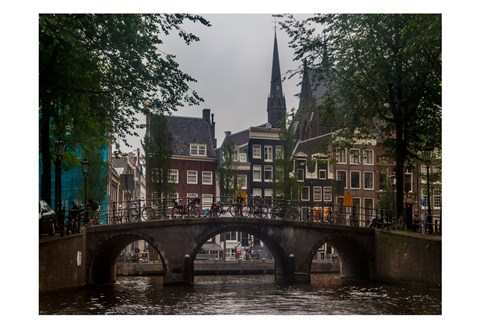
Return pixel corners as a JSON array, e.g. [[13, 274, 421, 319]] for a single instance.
[[225, 129, 250, 147], [166, 116, 216, 158], [294, 133, 333, 156]]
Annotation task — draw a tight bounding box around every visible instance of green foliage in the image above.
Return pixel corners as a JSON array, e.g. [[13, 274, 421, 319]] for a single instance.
[[273, 111, 303, 200], [143, 113, 174, 199], [39, 14, 210, 202], [281, 14, 441, 216], [217, 138, 238, 199]]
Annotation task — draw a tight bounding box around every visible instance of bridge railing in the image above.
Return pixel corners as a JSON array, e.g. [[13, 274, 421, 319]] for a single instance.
[[63, 196, 437, 234]]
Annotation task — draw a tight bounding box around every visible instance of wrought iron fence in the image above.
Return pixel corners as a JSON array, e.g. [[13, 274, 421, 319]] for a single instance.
[[61, 195, 440, 235]]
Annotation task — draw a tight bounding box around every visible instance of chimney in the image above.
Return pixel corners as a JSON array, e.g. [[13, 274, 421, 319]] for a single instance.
[[211, 113, 216, 148], [225, 131, 231, 137], [202, 108, 211, 124]]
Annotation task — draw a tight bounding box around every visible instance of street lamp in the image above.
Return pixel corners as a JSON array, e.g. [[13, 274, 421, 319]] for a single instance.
[[422, 146, 434, 234], [81, 158, 89, 205], [55, 139, 65, 236], [388, 172, 396, 220]]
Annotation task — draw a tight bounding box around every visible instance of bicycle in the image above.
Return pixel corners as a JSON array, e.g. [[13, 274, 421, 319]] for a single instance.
[[171, 197, 201, 218], [142, 199, 167, 220], [271, 200, 297, 221], [228, 194, 250, 217], [209, 199, 226, 217]]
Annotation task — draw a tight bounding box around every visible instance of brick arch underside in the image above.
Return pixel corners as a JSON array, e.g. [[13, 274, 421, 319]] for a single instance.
[[307, 233, 374, 279], [190, 224, 290, 281], [88, 232, 166, 286]]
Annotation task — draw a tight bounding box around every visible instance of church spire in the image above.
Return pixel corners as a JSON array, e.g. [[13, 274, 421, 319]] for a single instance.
[[267, 29, 286, 128]]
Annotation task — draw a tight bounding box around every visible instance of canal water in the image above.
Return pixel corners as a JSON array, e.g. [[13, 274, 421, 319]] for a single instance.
[[39, 274, 441, 315]]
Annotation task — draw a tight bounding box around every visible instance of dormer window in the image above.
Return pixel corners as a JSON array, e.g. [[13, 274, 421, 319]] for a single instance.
[[190, 144, 207, 156]]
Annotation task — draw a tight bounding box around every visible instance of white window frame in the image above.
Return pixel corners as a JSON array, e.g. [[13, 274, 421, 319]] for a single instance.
[[323, 187, 332, 202], [363, 149, 374, 165], [301, 186, 310, 201], [202, 194, 213, 207], [313, 186, 322, 202], [350, 149, 361, 165], [350, 171, 361, 189], [318, 169, 327, 180], [363, 171, 374, 190], [336, 148, 347, 164], [239, 153, 247, 162], [275, 145, 284, 159], [252, 144, 262, 159], [433, 189, 442, 209], [190, 144, 207, 156], [237, 174, 247, 190], [253, 165, 262, 182], [264, 145, 273, 162], [264, 165, 273, 182], [187, 170, 198, 184], [169, 169, 179, 184], [336, 170, 347, 186], [297, 168, 305, 182], [202, 171, 213, 185]]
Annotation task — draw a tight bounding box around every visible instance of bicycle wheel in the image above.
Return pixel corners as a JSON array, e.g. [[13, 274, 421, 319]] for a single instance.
[[142, 207, 156, 220], [190, 207, 200, 218], [394, 216, 405, 230], [171, 207, 182, 218]]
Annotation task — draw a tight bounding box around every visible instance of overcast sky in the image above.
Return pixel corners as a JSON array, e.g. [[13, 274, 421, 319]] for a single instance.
[[121, 14, 308, 154]]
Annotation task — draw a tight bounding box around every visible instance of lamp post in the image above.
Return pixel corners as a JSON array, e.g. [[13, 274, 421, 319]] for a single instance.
[[81, 158, 89, 205], [55, 139, 65, 236], [388, 172, 396, 220], [422, 146, 434, 234]]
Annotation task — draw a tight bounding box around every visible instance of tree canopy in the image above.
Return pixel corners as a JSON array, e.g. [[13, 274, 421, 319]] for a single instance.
[[39, 14, 210, 203], [281, 14, 441, 220]]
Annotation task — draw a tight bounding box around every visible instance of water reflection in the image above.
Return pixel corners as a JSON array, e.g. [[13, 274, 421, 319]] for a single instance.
[[39, 274, 441, 315]]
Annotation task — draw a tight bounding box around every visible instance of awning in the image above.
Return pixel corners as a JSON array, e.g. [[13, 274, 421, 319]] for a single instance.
[[201, 243, 223, 252]]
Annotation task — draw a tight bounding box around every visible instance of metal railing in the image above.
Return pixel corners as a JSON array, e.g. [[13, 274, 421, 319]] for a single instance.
[[60, 196, 440, 235]]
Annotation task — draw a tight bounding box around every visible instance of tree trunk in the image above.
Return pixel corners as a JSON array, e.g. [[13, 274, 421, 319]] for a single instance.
[[40, 104, 52, 205]]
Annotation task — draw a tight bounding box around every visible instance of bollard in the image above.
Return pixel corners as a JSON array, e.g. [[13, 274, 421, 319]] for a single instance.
[[287, 254, 295, 283]]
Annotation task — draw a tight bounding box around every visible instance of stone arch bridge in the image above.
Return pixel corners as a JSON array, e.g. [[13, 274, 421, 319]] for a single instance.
[[85, 217, 375, 286]]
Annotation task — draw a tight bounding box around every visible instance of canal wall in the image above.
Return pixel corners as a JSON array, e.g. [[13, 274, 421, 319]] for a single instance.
[[39, 233, 86, 292], [374, 230, 441, 287], [116, 260, 340, 276]]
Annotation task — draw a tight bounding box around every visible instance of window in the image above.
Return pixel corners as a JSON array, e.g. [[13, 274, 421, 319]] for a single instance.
[[264, 165, 273, 181], [301, 186, 310, 201], [202, 194, 213, 207], [363, 149, 374, 165], [336, 148, 346, 164], [364, 171, 374, 190], [323, 187, 332, 202], [237, 174, 247, 190], [275, 146, 283, 159], [169, 169, 179, 183], [190, 144, 207, 156], [297, 168, 304, 181], [336, 170, 347, 186], [187, 193, 198, 199], [187, 170, 198, 184], [350, 149, 360, 164], [264, 145, 273, 161], [313, 186, 322, 201], [252, 144, 262, 158], [202, 171, 213, 185], [433, 189, 442, 209], [152, 168, 160, 183], [225, 231, 238, 241], [264, 189, 273, 206], [239, 153, 247, 162], [350, 171, 360, 189], [319, 169, 327, 180], [405, 173, 413, 193], [253, 165, 262, 181]]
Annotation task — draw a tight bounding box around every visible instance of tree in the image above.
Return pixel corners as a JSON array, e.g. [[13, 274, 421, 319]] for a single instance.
[[281, 14, 441, 221], [217, 138, 238, 200], [142, 112, 174, 200], [39, 14, 210, 204], [273, 111, 302, 201]]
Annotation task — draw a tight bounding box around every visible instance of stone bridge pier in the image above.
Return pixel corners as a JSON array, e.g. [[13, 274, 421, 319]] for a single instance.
[[85, 218, 375, 286]]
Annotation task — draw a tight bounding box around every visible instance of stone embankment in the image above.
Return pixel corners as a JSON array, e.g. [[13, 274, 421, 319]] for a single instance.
[[116, 259, 340, 276]]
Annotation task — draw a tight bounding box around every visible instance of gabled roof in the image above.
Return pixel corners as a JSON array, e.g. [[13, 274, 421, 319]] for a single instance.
[[293, 132, 334, 157], [166, 116, 216, 158]]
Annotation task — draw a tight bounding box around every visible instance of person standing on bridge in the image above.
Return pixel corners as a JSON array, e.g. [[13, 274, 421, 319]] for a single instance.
[[236, 193, 244, 217]]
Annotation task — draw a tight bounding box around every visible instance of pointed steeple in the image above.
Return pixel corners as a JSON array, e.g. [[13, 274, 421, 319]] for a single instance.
[[267, 30, 286, 128]]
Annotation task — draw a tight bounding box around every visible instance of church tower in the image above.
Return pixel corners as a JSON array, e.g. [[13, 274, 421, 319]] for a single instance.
[[267, 30, 286, 128]]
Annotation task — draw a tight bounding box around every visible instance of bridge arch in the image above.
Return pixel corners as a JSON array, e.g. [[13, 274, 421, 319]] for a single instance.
[[190, 223, 291, 283], [306, 232, 374, 279], [87, 231, 167, 286]]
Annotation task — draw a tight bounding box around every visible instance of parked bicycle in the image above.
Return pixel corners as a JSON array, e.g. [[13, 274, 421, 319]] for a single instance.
[[142, 199, 167, 220], [65, 201, 85, 234], [271, 200, 298, 221], [209, 199, 226, 217], [228, 193, 249, 217], [171, 197, 201, 218]]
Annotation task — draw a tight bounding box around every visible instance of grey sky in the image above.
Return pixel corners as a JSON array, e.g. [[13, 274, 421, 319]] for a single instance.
[[122, 14, 306, 153]]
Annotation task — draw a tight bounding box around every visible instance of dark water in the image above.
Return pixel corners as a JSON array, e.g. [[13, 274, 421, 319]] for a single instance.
[[39, 274, 441, 315]]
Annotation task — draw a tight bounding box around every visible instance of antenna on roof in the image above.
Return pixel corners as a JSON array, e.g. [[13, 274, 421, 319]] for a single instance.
[[272, 14, 282, 32]]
